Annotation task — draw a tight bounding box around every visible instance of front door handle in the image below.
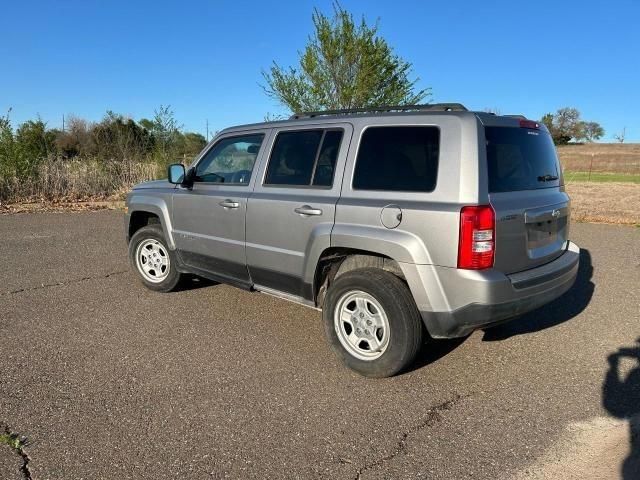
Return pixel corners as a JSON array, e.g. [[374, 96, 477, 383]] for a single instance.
[[219, 199, 240, 209], [294, 205, 323, 216]]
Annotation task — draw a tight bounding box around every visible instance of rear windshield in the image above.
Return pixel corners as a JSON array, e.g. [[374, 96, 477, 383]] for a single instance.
[[485, 126, 561, 192]]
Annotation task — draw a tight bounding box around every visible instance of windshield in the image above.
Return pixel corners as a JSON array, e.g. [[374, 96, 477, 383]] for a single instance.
[[485, 126, 561, 192]]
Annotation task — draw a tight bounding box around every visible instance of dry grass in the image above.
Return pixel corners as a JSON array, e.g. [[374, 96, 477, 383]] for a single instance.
[[558, 143, 640, 174], [566, 182, 640, 225], [0, 157, 163, 204]]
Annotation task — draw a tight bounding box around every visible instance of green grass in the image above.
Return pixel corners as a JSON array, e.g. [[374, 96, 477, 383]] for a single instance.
[[564, 171, 640, 183], [0, 432, 22, 450]]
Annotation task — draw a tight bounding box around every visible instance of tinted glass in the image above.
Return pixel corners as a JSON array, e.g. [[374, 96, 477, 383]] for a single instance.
[[265, 130, 323, 186], [485, 127, 561, 192], [312, 130, 343, 187], [353, 127, 440, 192], [195, 134, 264, 184]]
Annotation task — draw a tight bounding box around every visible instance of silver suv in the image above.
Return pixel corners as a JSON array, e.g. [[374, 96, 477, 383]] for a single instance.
[[125, 103, 580, 377]]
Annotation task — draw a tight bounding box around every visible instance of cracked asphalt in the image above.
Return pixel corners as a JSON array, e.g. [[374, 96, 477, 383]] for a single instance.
[[0, 211, 638, 479], [0, 443, 23, 480]]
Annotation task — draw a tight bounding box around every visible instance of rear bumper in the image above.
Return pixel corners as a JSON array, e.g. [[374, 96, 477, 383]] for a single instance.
[[406, 241, 580, 338]]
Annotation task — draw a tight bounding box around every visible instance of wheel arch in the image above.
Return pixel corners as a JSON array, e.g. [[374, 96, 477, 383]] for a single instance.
[[126, 194, 175, 249], [312, 247, 407, 308]]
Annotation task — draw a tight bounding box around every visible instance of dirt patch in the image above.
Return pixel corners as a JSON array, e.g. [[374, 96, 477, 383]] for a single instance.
[[566, 182, 640, 225], [512, 416, 639, 480]]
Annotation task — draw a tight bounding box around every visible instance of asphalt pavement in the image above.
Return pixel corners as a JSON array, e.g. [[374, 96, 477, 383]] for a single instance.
[[0, 211, 638, 479]]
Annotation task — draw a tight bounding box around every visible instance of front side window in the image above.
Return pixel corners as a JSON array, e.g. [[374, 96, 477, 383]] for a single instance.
[[195, 134, 264, 185], [353, 126, 440, 192], [265, 129, 343, 187]]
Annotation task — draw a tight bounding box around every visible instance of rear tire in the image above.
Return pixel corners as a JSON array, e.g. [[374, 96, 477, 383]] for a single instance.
[[129, 224, 183, 292], [322, 268, 423, 377]]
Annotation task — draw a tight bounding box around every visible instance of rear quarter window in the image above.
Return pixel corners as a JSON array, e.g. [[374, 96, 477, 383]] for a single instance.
[[264, 129, 343, 187], [485, 126, 561, 192], [353, 126, 440, 192]]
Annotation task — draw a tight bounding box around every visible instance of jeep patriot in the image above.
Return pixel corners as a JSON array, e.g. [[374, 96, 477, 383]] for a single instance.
[[125, 103, 580, 377]]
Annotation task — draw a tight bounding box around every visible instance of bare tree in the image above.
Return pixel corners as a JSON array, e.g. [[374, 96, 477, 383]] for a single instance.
[[614, 127, 626, 143]]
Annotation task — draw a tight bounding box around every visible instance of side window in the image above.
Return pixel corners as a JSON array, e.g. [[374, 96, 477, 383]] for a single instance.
[[353, 127, 440, 192], [313, 130, 343, 187], [195, 134, 264, 185], [265, 129, 343, 187]]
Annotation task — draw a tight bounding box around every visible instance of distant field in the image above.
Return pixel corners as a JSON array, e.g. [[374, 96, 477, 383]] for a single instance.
[[558, 143, 640, 176]]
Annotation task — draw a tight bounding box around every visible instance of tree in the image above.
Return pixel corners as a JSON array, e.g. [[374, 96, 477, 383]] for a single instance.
[[92, 111, 153, 161], [554, 107, 583, 143], [182, 132, 207, 156], [262, 3, 430, 112], [141, 105, 183, 163], [14, 118, 57, 177], [541, 113, 554, 134], [55, 115, 93, 158], [581, 121, 605, 142], [614, 127, 626, 143], [540, 107, 604, 145], [0, 110, 16, 178]]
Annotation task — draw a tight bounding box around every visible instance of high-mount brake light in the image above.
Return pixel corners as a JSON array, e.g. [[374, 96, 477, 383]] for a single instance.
[[458, 206, 495, 270], [519, 119, 540, 129]]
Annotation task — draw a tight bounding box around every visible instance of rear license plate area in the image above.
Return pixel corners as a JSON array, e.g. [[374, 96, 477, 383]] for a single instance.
[[527, 220, 560, 249]]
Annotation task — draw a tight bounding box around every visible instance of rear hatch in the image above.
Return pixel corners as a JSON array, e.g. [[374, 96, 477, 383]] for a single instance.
[[484, 119, 570, 274]]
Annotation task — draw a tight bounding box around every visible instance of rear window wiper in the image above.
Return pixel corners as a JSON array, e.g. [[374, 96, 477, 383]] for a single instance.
[[537, 174, 559, 182]]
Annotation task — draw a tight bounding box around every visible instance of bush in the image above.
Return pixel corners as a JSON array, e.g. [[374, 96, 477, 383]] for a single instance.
[[0, 107, 204, 204]]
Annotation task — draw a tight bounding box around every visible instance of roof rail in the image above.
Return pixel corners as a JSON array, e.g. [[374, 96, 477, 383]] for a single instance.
[[290, 103, 468, 119]]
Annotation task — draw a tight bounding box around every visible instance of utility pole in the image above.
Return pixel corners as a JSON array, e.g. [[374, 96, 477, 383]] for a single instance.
[[206, 119, 209, 142], [62, 114, 65, 132]]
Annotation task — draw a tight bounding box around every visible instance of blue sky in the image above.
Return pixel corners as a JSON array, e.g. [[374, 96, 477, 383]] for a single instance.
[[1, 0, 639, 141]]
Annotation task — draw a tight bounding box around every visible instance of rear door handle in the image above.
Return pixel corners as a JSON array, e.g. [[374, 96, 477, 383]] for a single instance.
[[294, 205, 323, 216], [219, 199, 240, 209]]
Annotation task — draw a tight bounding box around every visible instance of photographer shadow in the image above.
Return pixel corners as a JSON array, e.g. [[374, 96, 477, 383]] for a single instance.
[[603, 339, 640, 479]]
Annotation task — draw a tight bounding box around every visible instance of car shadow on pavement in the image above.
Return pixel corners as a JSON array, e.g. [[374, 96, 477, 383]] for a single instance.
[[174, 275, 219, 292], [602, 339, 640, 479], [405, 336, 469, 373], [481, 248, 594, 341]]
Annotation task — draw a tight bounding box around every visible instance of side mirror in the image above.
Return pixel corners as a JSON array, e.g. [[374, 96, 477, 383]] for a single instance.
[[168, 164, 186, 185]]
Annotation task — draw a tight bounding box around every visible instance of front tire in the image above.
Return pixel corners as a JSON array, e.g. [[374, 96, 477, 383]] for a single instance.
[[129, 224, 183, 292], [322, 268, 423, 377]]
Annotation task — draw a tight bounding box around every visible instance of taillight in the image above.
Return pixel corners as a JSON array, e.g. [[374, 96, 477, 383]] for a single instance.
[[458, 205, 495, 270]]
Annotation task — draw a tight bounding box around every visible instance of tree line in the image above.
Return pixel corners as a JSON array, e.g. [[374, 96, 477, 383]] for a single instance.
[[0, 106, 206, 181]]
